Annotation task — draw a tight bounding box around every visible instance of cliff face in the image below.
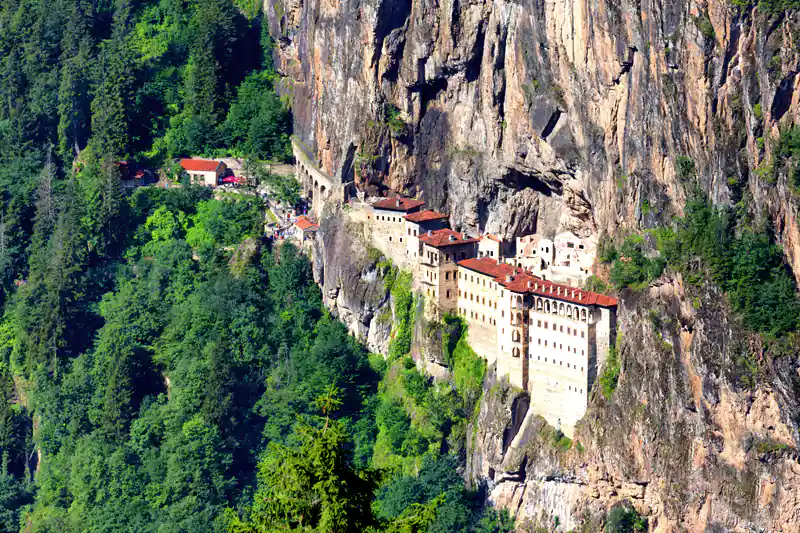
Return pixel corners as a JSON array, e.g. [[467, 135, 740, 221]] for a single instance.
[[468, 275, 800, 532], [268, 0, 800, 266], [271, 0, 800, 530], [313, 209, 393, 354]]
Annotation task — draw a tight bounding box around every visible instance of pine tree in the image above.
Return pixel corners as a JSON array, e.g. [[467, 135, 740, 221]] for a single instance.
[[90, 0, 134, 158], [57, 0, 94, 160]]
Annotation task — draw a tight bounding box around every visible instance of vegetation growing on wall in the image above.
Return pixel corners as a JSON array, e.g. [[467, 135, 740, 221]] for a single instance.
[[603, 193, 800, 337]]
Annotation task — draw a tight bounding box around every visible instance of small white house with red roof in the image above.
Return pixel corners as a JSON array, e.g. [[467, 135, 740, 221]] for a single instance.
[[179, 159, 227, 187], [291, 215, 319, 243]]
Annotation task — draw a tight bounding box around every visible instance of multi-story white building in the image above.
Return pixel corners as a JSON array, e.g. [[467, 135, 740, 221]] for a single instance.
[[294, 187, 616, 437], [454, 257, 616, 437]]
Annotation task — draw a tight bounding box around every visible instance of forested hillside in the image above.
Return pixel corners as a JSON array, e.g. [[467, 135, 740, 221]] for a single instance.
[[0, 1, 514, 532]]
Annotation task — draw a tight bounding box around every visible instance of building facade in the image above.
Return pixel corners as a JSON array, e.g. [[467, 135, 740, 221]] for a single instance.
[[452, 256, 616, 436], [295, 188, 617, 437], [180, 159, 226, 187]]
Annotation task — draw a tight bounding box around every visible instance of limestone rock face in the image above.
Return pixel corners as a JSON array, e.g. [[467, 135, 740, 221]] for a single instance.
[[467, 275, 800, 532], [272, 0, 800, 529], [268, 0, 800, 270], [313, 209, 392, 354]]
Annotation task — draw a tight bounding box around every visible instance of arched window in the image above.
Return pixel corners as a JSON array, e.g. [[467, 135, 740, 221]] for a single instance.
[[581, 309, 587, 321]]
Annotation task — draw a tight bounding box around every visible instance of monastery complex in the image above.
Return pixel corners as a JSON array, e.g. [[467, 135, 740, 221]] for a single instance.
[[292, 145, 617, 436]]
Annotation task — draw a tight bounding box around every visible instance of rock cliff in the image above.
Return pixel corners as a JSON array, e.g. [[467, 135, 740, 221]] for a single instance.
[[270, 0, 800, 529], [468, 275, 800, 532], [312, 208, 393, 353], [267, 0, 800, 269]]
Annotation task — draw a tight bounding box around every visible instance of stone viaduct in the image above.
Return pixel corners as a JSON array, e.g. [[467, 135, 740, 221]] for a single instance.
[[291, 136, 354, 218]]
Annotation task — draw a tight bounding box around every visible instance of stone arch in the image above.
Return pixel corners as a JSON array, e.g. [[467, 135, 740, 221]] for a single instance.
[[581, 308, 587, 321], [559, 303, 565, 316], [512, 347, 520, 358], [567, 306, 573, 319], [536, 297, 543, 310], [516, 312, 522, 325], [545, 300, 551, 313]]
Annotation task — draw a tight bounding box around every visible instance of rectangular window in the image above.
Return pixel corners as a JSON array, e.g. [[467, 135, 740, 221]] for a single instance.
[[446, 289, 451, 298], [445, 272, 450, 280], [581, 331, 585, 338]]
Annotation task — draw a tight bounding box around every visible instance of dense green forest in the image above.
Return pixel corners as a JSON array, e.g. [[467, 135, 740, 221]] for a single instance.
[[0, 1, 512, 531]]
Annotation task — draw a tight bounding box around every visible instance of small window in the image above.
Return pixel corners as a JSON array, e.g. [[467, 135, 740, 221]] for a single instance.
[[446, 289, 451, 298], [581, 331, 585, 338]]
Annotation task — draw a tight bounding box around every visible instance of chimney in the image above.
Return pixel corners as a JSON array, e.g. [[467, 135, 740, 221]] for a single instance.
[[505, 274, 512, 283], [534, 282, 539, 290], [579, 293, 582, 301], [557, 287, 561, 295], [549, 285, 553, 293], [527, 280, 533, 288], [396, 198, 401, 207], [427, 230, 432, 237], [449, 234, 456, 242]]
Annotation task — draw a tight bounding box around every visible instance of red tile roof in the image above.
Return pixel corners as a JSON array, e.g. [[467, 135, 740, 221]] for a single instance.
[[373, 197, 425, 212], [456, 257, 617, 307], [483, 233, 502, 242], [458, 257, 516, 278], [180, 159, 221, 172], [294, 216, 318, 231], [527, 278, 617, 307], [419, 228, 479, 248], [405, 210, 448, 223]]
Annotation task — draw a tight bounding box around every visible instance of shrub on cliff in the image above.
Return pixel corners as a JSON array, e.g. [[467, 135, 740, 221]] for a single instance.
[[605, 505, 647, 533], [599, 344, 621, 399]]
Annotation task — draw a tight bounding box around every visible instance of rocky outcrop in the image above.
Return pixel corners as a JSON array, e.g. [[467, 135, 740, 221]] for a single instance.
[[268, 0, 800, 270], [312, 208, 392, 354], [272, 0, 800, 529], [467, 275, 800, 532]]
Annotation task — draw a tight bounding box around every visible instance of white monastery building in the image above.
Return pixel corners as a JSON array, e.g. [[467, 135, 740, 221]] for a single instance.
[[288, 149, 618, 436]]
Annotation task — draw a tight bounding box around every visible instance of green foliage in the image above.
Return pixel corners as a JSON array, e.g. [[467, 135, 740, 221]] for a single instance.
[[754, 103, 763, 121], [244, 160, 300, 206], [551, 429, 573, 451], [605, 506, 647, 533], [585, 275, 609, 294], [758, 0, 800, 15], [675, 156, 696, 182], [385, 105, 406, 136], [228, 403, 378, 533], [222, 72, 292, 160], [387, 271, 415, 361], [599, 344, 621, 399], [753, 437, 790, 455], [609, 236, 665, 290], [441, 315, 485, 414], [693, 15, 715, 40]]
